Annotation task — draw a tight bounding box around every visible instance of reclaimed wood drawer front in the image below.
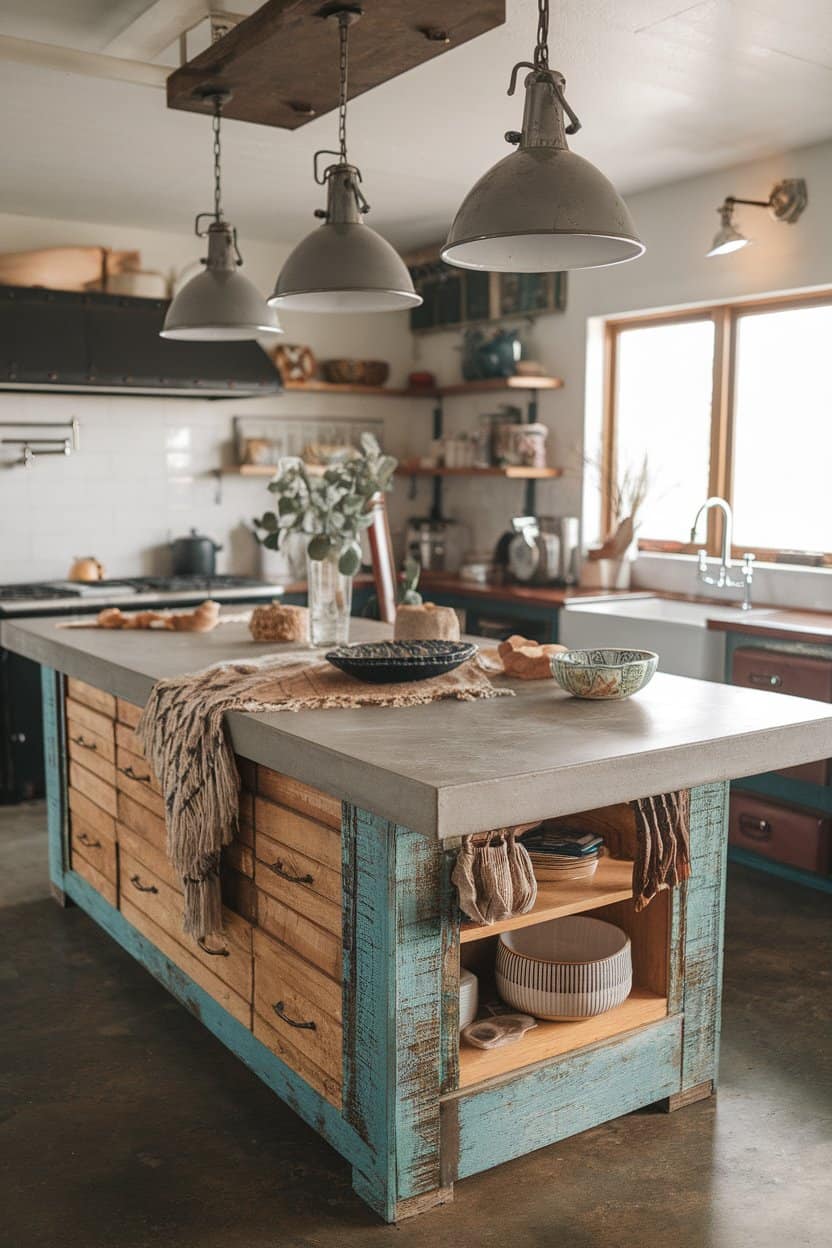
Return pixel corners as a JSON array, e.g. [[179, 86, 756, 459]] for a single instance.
[[255, 797, 341, 874], [115, 719, 146, 758], [258, 889, 342, 982], [72, 849, 117, 908], [256, 767, 341, 830], [256, 825, 341, 921], [253, 928, 342, 1105], [118, 822, 180, 892], [116, 697, 143, 728], [66, 677, 116, 719], [117, 790, 165, 846], [729, 792, 831, 873], [69, 785, 116, 841], [253, 1013, 341, 1108], [116, 744, 162, 795], [121, 898, 250, 1028], [67, 726, 116, 786], [115, 753, 165, 818], [69, 758, 117, 818], [70, 814, 117, 885], [67, 708, 115, 761], [119, 849, 253, 1002], [65, 697, 115, 745]]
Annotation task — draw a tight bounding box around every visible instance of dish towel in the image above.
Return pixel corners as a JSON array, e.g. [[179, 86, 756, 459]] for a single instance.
[[136, 651, 508, 939], [630, 789, 691, 910]]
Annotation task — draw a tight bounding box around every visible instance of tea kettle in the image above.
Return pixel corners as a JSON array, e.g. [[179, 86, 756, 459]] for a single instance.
[[68, 556, 105, 583]]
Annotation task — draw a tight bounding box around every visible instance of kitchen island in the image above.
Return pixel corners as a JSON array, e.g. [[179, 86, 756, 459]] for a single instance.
[[5, 615, 832, 1223]]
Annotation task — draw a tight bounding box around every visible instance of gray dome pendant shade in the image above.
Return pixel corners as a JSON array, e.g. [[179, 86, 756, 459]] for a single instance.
[[162, 91, 282, 341], [442, 2, 644, 273], [270, 6, 421, 315]]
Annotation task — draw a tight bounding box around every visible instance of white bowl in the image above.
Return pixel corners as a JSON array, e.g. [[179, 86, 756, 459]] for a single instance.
[[496, 915, 632, 1020], [459, 967, 479, 1030]]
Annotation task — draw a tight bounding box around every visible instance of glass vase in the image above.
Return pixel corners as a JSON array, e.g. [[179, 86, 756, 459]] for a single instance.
[[306, 551, 353, 648]]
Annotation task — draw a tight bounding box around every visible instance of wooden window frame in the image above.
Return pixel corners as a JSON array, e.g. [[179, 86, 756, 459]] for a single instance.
[[602, 289, 832, 563]]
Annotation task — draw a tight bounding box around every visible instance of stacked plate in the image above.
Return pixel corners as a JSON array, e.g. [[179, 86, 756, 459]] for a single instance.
[[522, 828, 604, 883]]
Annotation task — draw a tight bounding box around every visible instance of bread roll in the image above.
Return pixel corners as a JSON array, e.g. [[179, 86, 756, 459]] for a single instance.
[[394, 602, 461, 642]]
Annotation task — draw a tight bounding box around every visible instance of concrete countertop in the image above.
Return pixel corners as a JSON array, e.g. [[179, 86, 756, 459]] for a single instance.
[[5, 613, 832, 841]]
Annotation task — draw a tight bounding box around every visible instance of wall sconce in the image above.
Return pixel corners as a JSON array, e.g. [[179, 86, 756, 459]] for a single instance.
[[707, 178, 808, 257]]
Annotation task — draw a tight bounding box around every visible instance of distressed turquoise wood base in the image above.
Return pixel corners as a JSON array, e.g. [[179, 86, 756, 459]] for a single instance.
[[40, 664, 730, 1224]]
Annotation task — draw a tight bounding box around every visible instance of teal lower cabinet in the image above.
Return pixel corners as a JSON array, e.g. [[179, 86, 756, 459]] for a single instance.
[[722, 632, 832, 895], [42, 665, 727, 1223]]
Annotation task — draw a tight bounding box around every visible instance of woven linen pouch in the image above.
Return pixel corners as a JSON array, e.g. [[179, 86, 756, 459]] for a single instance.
[[507, 831, 538, 914]]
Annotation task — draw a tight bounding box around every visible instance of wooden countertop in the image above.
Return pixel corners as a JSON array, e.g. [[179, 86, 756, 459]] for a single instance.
[[706, 609, 832, 646], [5, 615, 832, 841], [417, 573, 632, 609]]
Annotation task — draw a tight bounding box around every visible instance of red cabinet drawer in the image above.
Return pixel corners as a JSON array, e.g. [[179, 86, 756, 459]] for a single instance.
[[729, 793, 830, 874], [731, 648, 832, 785]]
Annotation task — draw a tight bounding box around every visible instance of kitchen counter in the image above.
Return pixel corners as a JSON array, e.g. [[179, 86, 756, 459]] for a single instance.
[[9, 612, 832, 1223], [417, 573, 623, 609], [5, 613, 832, 841], [707, 607, 832, 646]]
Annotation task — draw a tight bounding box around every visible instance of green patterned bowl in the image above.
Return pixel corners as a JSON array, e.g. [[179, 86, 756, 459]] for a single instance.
[[551, 648, 658, 700]]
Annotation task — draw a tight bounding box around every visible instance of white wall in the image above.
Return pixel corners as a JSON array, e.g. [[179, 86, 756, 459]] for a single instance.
[[0, 210, 419, 583], [409, 136, 832, 605]]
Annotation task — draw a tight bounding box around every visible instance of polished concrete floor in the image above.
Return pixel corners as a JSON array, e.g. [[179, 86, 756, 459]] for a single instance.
[[2, 804, 830, 1248]]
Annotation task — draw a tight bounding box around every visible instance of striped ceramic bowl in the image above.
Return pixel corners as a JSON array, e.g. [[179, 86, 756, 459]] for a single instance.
[[496, 915, 632, 1020], [550, 647, 658, 700]]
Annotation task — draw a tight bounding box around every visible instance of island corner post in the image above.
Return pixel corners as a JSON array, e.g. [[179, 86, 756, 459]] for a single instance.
[[38, 660, 731, 1223]]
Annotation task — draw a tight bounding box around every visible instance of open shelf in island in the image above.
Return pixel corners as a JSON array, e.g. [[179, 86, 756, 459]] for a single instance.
[[460, 856, 636, 944], [455, 987, 669, 1089]]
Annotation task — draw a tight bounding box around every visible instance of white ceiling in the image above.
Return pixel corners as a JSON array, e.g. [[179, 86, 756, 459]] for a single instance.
[[1, 0, 832, 252]]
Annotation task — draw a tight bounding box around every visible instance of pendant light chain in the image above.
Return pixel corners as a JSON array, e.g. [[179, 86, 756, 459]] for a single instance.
[[337, 12, 350, 164], [534, 0, 550, 68], [212, 96, 224, 223]]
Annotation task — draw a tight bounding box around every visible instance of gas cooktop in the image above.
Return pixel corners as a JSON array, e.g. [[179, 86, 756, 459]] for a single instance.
[[0, 575, 284, 616]]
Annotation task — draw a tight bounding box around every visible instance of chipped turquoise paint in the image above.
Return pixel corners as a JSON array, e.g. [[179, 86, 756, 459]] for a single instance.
[[679, 781, 728, 1092], [41, 665, 67, 894], [62, 867, 374, 1176], [448, 1015, 683, 1180], [342, 805, 445, 1221]]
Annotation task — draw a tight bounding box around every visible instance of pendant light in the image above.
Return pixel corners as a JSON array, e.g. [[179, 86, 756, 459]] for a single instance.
[[162, 90, 283, 341], [270, 6, 421, 314], [441, 0, 644, 273]]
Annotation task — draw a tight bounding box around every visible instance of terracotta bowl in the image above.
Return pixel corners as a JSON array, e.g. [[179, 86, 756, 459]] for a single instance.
[[550, 647, 658, 700]]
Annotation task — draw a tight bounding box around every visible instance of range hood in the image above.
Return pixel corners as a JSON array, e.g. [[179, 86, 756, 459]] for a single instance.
[[0, 285, 281, 397]]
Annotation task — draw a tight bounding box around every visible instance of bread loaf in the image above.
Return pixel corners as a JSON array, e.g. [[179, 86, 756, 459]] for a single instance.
[[249, 601, 310, 644], [394, 602, 461, 642]]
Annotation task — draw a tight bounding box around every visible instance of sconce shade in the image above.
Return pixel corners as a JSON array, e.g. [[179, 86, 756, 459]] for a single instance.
[[162, 223, 283, 340], [706, 211, 749, 258], [442, 144, 644, 272]]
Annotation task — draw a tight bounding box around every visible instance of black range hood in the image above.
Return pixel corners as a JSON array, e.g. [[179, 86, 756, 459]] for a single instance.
[[0, 284, 281, 397]]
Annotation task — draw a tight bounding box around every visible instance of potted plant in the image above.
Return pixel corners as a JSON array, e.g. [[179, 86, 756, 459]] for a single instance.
[[254, 433, 397, 646]]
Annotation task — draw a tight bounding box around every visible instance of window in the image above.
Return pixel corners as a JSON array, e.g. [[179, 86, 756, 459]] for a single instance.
[[603, 294, 832, 561]]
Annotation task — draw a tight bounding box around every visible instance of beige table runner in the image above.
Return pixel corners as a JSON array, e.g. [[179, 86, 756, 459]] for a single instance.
[[137, 652, 508, 938]]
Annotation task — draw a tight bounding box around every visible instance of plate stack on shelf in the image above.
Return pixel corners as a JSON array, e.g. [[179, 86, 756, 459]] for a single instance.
[[521, 828, 604, 882]]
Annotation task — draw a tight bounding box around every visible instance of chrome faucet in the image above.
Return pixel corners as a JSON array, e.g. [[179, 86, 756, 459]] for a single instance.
[[690, 497, 755, 610]]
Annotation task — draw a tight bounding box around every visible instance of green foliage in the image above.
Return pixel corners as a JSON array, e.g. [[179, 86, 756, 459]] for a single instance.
[[252, 433, 397, 567]]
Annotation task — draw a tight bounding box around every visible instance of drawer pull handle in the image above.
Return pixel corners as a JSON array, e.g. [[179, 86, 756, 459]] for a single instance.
[[749, 672, 782, 688], [71, 734, 97, 751], [269, 859, 314, 886], [120, 764, 152, 783], [739, 814, 772, 842], [272, 1001, 316, 1031], [197, 937, 229, 957], [77, 832, 101, 849], [130, 874, 158, 894]]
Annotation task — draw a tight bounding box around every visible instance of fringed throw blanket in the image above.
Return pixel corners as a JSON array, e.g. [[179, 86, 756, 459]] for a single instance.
[[136, 652, 508, 939], [630, 789, 691, 910]]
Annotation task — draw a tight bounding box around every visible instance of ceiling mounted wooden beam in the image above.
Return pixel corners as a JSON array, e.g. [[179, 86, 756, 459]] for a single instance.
[[166, 0, 505, 130]]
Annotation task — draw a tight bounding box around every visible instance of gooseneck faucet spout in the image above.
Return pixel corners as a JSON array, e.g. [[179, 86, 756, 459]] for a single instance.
[[689, 496, 754, 610]]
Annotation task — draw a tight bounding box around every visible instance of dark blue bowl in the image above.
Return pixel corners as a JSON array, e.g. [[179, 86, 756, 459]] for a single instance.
[[325, 640, 477, 684]]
